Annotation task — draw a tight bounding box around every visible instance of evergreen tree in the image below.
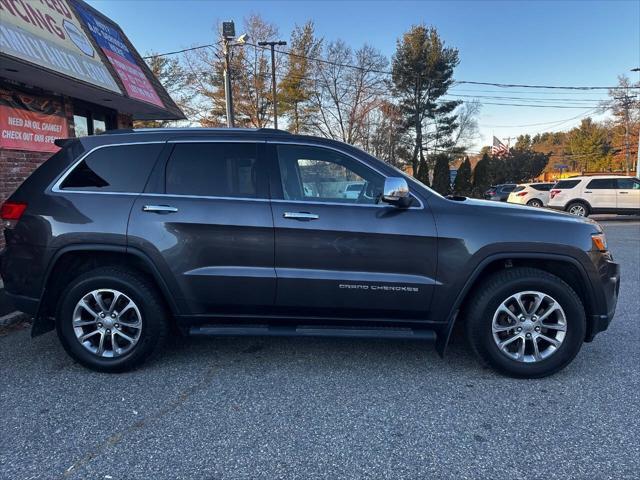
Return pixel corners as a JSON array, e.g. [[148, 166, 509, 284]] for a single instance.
[[472, 153, 494, 197], [279, 21, 321, 133], [431, 154, 452, 195], [453, 156, 472, 196], [391, 25, 460, 184]]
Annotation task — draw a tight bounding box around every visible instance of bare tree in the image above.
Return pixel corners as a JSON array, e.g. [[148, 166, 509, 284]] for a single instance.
[[183, 14, 279, 127], [307, 41, 388, 146], [135, 53, 197, 128], [451, 100, 481, 153]]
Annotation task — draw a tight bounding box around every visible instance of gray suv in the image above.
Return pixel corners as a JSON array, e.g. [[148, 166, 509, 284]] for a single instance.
[[0, 129, 620, 377]]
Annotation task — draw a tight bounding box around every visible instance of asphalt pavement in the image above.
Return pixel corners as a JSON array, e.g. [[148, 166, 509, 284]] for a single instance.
[[1, 220, 638, 480]]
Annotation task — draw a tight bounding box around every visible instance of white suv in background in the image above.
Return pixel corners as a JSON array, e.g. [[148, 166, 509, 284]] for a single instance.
[[507, 182, 555, 207], [547, 175, 640, 217]]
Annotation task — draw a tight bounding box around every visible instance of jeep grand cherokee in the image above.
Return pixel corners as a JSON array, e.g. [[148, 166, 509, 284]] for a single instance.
[[0, 128, 620, 377]]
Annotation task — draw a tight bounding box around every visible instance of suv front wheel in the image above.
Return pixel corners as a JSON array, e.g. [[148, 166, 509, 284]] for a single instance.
[[56, 266, 168, 372], [465, 267, 586, 378]]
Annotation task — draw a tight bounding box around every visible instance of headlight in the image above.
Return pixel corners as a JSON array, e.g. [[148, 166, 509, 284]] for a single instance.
[[592, 233, 608, 251]]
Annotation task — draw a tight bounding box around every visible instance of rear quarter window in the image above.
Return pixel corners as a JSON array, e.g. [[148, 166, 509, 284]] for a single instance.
[[60, 143, 164, 193], [531, 184, 553, 191], [554, 180, 581, 189]]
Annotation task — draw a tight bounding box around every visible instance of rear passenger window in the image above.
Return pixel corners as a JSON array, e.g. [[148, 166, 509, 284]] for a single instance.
[[165, 143, 261, 198], [586, 179, 616, 189], [61, 144, 163, 192]]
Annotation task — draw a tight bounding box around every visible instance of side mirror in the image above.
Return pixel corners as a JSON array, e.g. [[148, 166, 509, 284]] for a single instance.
[[381, 177, 412, 208]]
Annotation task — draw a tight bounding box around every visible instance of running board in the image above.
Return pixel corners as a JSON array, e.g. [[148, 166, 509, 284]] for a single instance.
[[189, 324, 437, 341]]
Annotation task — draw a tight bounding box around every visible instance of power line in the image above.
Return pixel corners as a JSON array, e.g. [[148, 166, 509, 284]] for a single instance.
[[480, 108, 600, 128], [455, 80, 637, 90], [447, 94, 607, 104], [148, 41, 640, 91], [142, 44, 216, 59]]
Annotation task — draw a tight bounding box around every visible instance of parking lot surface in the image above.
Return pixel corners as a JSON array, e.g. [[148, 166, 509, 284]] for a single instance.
[[1, 220, 638, 480]]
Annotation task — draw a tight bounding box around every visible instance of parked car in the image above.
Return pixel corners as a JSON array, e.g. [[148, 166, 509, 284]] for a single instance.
[[484, 184, 517, 202], [0, 129, 619, 377], [547, 175, 640, 217], [507, 182, 556, 207], [343, 182, 365, 199]]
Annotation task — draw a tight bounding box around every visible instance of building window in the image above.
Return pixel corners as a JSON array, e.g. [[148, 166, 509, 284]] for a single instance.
[[72, 104, 115, 137], [73, 115, 89, 137]]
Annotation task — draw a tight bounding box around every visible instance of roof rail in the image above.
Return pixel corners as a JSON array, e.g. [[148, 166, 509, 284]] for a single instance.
[[97, 127, 292, 135]]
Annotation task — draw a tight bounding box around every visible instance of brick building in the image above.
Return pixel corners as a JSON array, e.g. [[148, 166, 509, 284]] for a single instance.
[[1, 0, 184, 247]]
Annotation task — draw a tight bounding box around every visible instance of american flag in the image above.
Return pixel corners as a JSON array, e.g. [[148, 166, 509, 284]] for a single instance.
[[491, 136, 509, 156]]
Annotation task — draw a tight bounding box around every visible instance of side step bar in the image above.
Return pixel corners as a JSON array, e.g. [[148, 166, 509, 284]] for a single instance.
[[189, 324, 437, 342]]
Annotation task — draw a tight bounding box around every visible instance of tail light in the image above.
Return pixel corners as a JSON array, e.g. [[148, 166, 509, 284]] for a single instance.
[[516, 191, 527, 197], [550, 189, 560, 199], [1, 201, 27, 229]]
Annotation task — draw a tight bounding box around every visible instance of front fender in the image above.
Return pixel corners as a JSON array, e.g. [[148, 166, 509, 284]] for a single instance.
[[434, 246, 599, 356]]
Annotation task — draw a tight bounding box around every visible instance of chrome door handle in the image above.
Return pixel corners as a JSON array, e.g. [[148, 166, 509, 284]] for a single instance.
[[619, 191, 629, 194], [283, 212, 319, 220], [143, 205, 178, 213]]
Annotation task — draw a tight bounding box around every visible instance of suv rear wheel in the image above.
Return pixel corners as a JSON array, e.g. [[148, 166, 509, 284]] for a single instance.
[[526, 199, 543, 208], [56, 266, 168, 372], [566, 201, 589, 217], [465, 267, 586, 378]]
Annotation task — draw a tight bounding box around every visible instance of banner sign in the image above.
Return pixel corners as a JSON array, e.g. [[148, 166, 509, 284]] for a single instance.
[[73, 2, 164, 108], [0, 0, 120, 93], [0, 87, 68, 153]]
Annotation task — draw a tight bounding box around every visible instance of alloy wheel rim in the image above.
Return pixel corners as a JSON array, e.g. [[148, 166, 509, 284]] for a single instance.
[[72, 289, 142, 358], [492, 290, 567, 363], [569, 204, 586, 216]]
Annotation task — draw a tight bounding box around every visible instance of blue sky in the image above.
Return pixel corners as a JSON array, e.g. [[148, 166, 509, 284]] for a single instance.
[[87, 0, 640, 148]]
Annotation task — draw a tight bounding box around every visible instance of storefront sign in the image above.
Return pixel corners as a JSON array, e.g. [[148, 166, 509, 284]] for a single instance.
[[0, 0, 120, 93], [73, 2, 164, 108], [0, 88, 68, 153]]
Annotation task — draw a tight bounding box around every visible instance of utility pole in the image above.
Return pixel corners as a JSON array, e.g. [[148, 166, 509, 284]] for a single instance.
[[614, 93, 634, 176], [258, 40, 287, 129], [632, 68, 640, 178], [221, 21, 248, 128], [222, 38, 234, 128]]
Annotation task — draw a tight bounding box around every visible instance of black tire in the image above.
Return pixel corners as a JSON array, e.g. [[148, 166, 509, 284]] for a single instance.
[[526, 199, 543, 208], [56, 266, 168, 372], [566, 201, 590, 217], [465, 267, 586, 378]]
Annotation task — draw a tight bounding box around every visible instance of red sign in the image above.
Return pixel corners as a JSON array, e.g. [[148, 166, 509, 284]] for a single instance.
[[103, 50, 164, 107], [0, 89, 68, 153], [73, 2, 165, 108]]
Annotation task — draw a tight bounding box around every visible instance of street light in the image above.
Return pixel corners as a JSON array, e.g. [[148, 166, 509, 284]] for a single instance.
[[258, 40, 287, 129], [221, 21, 248, 128]]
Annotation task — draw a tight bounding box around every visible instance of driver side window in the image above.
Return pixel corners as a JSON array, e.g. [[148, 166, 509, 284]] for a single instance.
[[276, 144, 384, 204]]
